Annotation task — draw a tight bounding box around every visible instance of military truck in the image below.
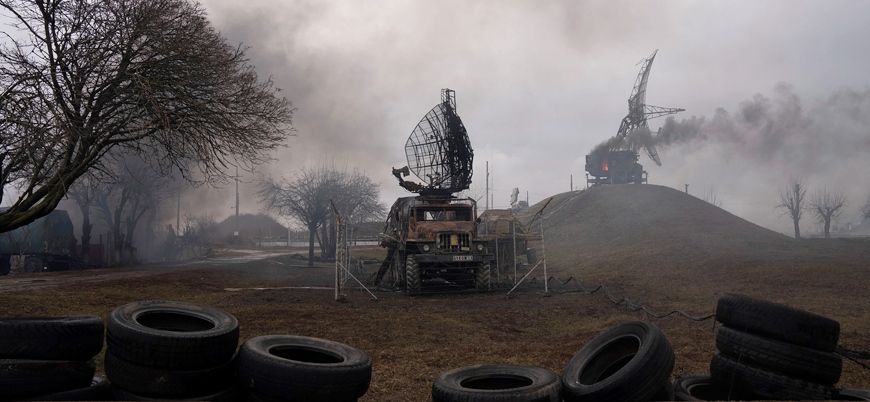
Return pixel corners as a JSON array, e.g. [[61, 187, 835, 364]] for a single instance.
[[377, 196, 492, 294], [0, 209, 78, 275]]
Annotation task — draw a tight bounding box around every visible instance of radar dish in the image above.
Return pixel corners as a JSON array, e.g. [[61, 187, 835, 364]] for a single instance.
[[399, 88, 473, 196]]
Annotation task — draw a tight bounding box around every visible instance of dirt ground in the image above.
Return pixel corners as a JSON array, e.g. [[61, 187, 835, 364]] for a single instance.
[[0, 243, 867, 402], [1, 186, 868, 401]]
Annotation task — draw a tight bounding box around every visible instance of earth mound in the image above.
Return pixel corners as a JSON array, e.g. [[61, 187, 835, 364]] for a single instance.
[[518, 185, 869, 277]]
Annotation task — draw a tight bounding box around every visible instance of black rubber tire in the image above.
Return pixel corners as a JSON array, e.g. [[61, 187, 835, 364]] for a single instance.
[[106, 300, 239, 369], [0, 358, 96, 399], [715, 293, 840, 352], [236, 335, 371, 402], [709, 352, 838, 400], [561, 320, 675, 402], [672, 374, 754, 401], [20, 376, 112, 401], [716, 324, 842, 384], [651, 381, 675, 401], [0, 258, 10, 276], [21, 257, 44, 273], [475, 261, 491, 291], [838, 388, 870, 401], [104, 350, 235, 397], [432, 364, 561, 402], [406, 255, 421, 295], [110, 383, 244, 402], [0, 315, 104, 360]]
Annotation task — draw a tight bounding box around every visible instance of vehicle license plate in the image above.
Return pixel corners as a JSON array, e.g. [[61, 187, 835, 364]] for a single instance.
[[453, 255, 473, 261]]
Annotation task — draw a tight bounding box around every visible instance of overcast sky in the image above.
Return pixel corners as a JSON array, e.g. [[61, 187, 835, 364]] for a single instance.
[[181, 0, 870, 235]]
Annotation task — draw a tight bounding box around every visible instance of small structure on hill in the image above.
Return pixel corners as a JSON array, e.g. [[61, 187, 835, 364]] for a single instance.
[[586, 50, 684, 186]]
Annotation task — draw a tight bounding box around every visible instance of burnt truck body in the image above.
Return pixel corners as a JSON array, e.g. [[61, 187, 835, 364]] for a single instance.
[[0, 209, 78, 275], [377, 196, 493, 294], [585, 150, 648, 186]]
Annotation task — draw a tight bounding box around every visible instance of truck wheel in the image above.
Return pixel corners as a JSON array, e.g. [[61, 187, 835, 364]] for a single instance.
[[715, 293, 839, 352], [104, 350, 235, 397], [0, 359, 96, 399], [709, 352, 838, 400], [432, 364, 561, 402], [406, 255, 421, 295], [20, 376, 111, 401], [475, 261, 491, 291], [106, 300, 239, 369], [0, 315, 104, 360], [561, 321, 675, 402], [0, 258, 9, 276], [716, 324, 842, 384], [235, 335, 371, 401], [21, 257, 44, 274]]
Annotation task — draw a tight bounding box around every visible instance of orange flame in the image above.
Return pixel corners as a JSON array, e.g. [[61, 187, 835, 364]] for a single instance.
[[602, 159, 608, 171]]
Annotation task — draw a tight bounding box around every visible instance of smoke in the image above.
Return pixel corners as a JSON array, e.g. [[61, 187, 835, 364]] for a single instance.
[[591, 83, 870, 177]]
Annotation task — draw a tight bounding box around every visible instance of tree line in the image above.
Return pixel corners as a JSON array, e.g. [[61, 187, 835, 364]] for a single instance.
[[775, 177, 870, 239]]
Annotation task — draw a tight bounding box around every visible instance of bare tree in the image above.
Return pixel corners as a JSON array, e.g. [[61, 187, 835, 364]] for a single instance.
[[258, 166, 334, 267], [92, 156, 172, 265], [0, 0, 294, 233], [862, 192, 870, 222], [322, 169, 386, 259], [257, 166, 384, 266], [808, 187, 848, 239], [701, 188, 724, 208], [775, 177, 808, 239]]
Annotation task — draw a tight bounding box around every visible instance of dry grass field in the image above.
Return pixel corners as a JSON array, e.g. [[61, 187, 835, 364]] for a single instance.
[[0, 184, 867, 401]]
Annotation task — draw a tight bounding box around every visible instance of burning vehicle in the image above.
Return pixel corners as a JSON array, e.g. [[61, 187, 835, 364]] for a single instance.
[[375, 89, 493, 294]]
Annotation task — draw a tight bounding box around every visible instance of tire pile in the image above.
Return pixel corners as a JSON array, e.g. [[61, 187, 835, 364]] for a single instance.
[[0, 300, 372, 401], [104, 300, 242, 401], [432, 320, 676, 402], [0, 316, 110, 401], [672, 293, 869, 401]]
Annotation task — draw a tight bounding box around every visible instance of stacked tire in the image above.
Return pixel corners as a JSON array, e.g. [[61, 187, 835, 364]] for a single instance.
[[561, 321, 676, 402], [0, 315, 109, 401], [104, 300, 242, 401], [236, 335, 372, 402], [675, 293, 843, 401]]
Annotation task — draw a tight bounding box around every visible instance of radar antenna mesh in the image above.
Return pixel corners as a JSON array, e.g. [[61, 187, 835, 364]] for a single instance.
[[398, 89, 473, 196]]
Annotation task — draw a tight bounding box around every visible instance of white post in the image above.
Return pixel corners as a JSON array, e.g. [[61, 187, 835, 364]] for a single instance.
[[541, 213, 548, 294], [512, 221, 517, 285]]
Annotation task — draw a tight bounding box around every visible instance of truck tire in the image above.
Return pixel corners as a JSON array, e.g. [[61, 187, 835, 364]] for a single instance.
[[716, 325, 842, 384], [432, 364, 561, 402], [110, 383, 243, 402], [20, 376, 111, 401], [562, 321, 675, 402], [0, 258, 9, 276], [709, 352, 838, 400], [475, 261, 491, 291], [106, 300, 239, 369], [104, 350, 234, 397], [672, 374, 753, 401], [838, 388, 870, 401], [0, 315, 104, 360], [0, 358, 96, 399], [236, 335, 371, 402], [406, 255, 421, 295], [715, 293, 840, 352], [21, 257, 44, 273]]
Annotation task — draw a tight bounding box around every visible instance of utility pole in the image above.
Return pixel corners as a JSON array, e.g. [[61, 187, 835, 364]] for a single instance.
[[685, 184, 689, 194], [485, 161, 489, 211], [571, 175, 573, 192]]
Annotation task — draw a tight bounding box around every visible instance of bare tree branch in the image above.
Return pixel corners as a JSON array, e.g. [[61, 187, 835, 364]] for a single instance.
[[808, 186, 847, 239], [775, 177, 807, 239], [0, 0, 294, 233]]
